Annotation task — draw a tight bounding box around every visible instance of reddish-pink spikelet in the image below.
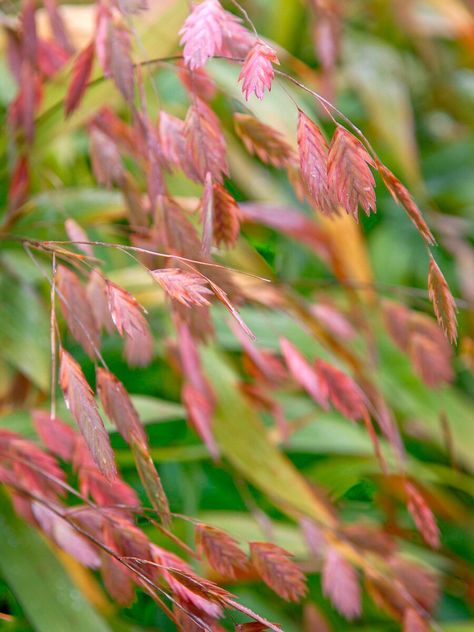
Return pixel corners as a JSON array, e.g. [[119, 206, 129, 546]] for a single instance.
[[179, 0, 226, 70], [32, 410, 76, 462], [56, 265, 101, 360], [236, 624, 275, 632], [159, 112, 200, 181], [234, 113, 296, 168], [44, 0, 74, 54], [184, 98, 229, 183], [297, 110, 334, 215], [327, 125, 376, 217], [108, 22, 134, 102], [131, 439, 170, 526], [178, 63, 216, 101], [195, 523, 249, 578], [37, 40, 70, 78], [106, 281, 153, 367], [8, 155, 29, 212], [280, 338, 329, 408], [96, 367, 148, 449], [315, 359, 367, 420], [32, 502, 101, 568], [210, 281, 255, 340], [212, 183, 241, 248], [322, 547, 361, 620], [59, 349, 116, 479], [239, 41, 279, 101], [403, 608, 430, 632], [151, 268, 213, 307], [64, 218, 93, 256], [182, 383, 219, 461], [101, 547, 135, 605], [152, 545, 224, 618], [87, 269, 115, 334], [409, 333, 454, 387], [378, 165, 435, 245], [428, 254, 457, 344], [405, 481, 440, 549], [250, 542, 307, 602], [201, 171, 214, 256], [89, 127, 124, 187], [64, 42, 94, 116]]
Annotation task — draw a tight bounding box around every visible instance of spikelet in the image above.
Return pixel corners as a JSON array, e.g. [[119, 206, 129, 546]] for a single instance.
[[234, 113, 295, 167], [428, 253, 457, 343], [59, 349, 116, 479], [297, 110, 334, 215], [250, 542, 307, 602], [151, 268, 213, 307], [195, 523, 249, 577], [64, 42, 94, 116], [327, 125, 376, 217], [322, 547, 361, 620], [239, 41, 279, 101]]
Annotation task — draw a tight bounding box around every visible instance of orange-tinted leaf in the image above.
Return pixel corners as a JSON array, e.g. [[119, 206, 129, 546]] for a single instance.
[[428, 254, 457, 344], [59, 349, 116, 479], [64, 42, 94, 116], [195, 523, 249, 578], [234, 113, 295, 168], [249, 542, 307, 602]]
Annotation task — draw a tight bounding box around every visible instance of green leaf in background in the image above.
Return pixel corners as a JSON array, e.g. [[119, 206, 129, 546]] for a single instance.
[[201, 347, 337, 527], [0, 271, 50, 391], [0, 489, 111, 632]]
